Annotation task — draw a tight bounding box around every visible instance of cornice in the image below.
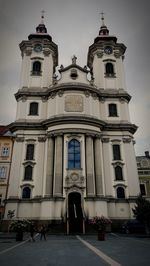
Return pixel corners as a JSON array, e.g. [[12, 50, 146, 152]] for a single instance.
[[47, 128, 102, 137], [15, 84, 131, 102], [59, 64, 89, 73], [8, 116, 137, 135]]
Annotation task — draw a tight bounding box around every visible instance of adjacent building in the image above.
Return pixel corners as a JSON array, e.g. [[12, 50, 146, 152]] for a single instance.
[[4, 15, 140, 233], [0, 126, 14, 220], [137, 151, 150, 199]]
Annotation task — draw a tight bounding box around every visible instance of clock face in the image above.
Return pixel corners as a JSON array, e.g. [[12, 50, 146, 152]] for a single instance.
[[34, 44, 42, 52], [104, 46, 113, 54]]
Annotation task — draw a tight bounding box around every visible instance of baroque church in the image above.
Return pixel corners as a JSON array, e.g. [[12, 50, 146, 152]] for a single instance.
[[4, 14, 140, 233]]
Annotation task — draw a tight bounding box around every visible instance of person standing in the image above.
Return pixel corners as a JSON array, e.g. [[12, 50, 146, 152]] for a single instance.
[[40, 225, 47, 240], [30, 222, 35, 242]]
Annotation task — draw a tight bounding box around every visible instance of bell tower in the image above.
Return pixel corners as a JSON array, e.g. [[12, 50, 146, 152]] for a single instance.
[[87, 13, 126, 90], [19, 12, 58, 89]]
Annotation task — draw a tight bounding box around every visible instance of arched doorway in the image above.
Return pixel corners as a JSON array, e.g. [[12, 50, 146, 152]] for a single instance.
[[68, 192, 83, 234]]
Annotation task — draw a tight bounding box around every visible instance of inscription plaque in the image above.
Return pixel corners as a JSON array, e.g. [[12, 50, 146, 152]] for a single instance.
[[65, 95, 83, 112]]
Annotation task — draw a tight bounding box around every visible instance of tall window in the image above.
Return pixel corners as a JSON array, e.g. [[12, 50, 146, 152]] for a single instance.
[[29, 102, 38, 115], [116, 187, 125, 198], [22, 187, 31, 199], [26, 144, 34, 160], [68, 139, 81, 169], [115, 166, 123, 180], [1, 147, 10, 157], [32, 61, 41, 75], [140, 184, 146, 196], [109, 104, 117, 117], [0, 167, 7, 179], [24, 165, 32, 180], [105, 62, 114, 75], [113, 145, 121, 160]]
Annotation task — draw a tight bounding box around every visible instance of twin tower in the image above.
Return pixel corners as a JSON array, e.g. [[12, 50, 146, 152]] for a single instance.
[[5, 15, 139, 233]]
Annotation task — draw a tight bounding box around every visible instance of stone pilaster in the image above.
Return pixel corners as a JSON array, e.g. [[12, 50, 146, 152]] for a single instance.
[[85, 135, 95, 196], [94, 137, 103, 196], [45, 137, 54, 196], [101, 137, 112, 196], [53, 135, 63, 197]]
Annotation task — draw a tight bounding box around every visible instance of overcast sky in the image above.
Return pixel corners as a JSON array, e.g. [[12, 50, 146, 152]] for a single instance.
[[0, 0, 149, 156]]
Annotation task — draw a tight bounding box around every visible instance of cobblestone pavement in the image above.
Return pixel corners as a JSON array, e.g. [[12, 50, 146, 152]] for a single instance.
[[0, 233, 150, 266]]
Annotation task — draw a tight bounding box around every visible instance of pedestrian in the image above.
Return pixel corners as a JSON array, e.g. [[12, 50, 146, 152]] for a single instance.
[[40, 224, 47, 240], [30, 222, 35, 242]]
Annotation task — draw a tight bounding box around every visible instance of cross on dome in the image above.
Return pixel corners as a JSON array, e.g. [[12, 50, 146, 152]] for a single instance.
[[100, 12, 105, 26], [36, 10, 47, 33], [99, 11, 109, 36], [41, 10, 46, 24]]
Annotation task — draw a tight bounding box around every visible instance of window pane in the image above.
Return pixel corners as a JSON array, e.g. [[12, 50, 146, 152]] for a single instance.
[[117, 187, 125, 198], [29, 102, 38, 115], [140, 184, 146, 196], [75, 161, 81, 168], [68, 139, 81, 169], [1, 147, 10, 157], [113, 145, 121, 160], [109, 104, 117, 117], [24, 166, 32, 180], [68, 154, 75, 161], [106, 63, 114, 74], [22, 187, 31, 199], [115, 166, 123, 180], [74, 146, 80, 152], [0, 167, 6, 178], [68, 161, 75, 169], [75, 153, 80, 161], [26, 144, 34, 160]]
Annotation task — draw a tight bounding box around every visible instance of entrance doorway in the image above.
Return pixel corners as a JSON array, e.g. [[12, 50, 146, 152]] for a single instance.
[[68, 192, 83, 234]]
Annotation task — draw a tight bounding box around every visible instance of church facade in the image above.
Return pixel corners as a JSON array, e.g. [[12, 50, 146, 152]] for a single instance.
[[5, 15, 140, 233]]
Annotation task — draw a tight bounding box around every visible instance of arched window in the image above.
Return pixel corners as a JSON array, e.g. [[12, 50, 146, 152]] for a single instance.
[[109, 104, 117, 117], [115, 166, 123, 180], [105, 62, 114, 75], [68, 139, 81, 169], [29, 102, 38, 115], [22, 187, 31, 199], [32, 61, 41, 75], [24, 165, 32, 180], [116, 187, 125, 198], [26, 144, 34, 160]]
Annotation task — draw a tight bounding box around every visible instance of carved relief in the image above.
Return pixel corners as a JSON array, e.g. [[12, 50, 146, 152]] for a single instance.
[[25, 48, 32, 56], [21, 96, 27, 102], [58, 90, 64, 97], [43, 49, 51, 56], [96, 51, 103, 58], [101, 137, 109, 143], [38, 136, 47, 142], [84, 90, 90, 97], [123, 138, 131, 143], [65, 171, 85, 191], [16, 137, 25, 142], [65, 95, 83, 112]]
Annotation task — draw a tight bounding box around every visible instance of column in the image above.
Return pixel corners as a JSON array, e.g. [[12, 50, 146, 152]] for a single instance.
[[85, 135, 95, 196], [45, 137, 54, 196], [101, 137, 112, 196], [123, 138, 140, 196], [53, 135, 63, 197], [94, 137, 103, 196]]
